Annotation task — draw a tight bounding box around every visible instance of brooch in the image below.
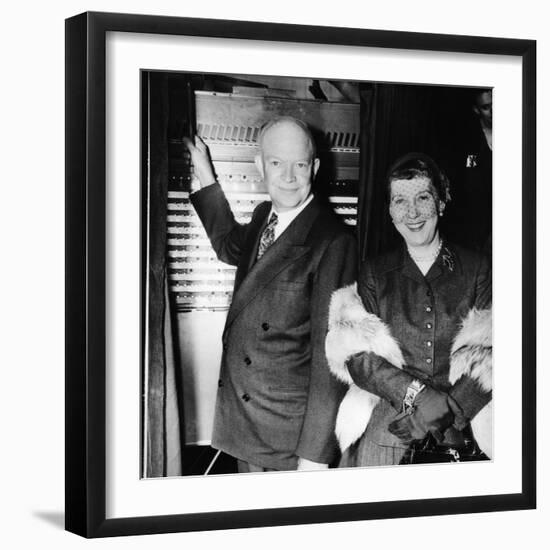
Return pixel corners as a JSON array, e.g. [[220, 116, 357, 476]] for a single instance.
[[442, 246, 455, 272], [466, 154, 478, 168]]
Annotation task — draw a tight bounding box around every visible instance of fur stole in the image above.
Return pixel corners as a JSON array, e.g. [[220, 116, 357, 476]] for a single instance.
[[326, 283, 492, 457], [449, 308, 493, 457]]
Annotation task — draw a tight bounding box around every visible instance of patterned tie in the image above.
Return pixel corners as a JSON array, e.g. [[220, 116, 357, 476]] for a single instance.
[[256, 212, 278, 260]]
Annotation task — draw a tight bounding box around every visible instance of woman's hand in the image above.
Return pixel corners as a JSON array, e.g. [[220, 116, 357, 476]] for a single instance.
[[182, 135, 217, 188], [388, 390, 462, 444], [346, 352, 416, 410]]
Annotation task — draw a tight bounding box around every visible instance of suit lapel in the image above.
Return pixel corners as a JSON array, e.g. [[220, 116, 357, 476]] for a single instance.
[[425, 261, 443, 282], [381, 241, 457, 285], [401, 241, 456, 284], [225, 198, 320, 331], [426, 242, 460, 282], [233, 202, 270, 291], [399, 247, 426, 285]]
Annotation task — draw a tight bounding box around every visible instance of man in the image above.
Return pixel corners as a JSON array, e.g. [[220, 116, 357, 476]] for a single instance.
[[445, 88, 493, 255], [184, 116, 357, 472], [472, 88, 492, 151]]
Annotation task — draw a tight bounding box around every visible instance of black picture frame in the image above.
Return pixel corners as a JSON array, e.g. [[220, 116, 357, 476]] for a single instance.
[[65, 11, 536, 538]]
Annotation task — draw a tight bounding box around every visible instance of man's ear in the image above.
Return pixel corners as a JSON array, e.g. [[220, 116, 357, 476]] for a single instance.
[[254, 154, 264, 179], [312, 157, 320, 179]]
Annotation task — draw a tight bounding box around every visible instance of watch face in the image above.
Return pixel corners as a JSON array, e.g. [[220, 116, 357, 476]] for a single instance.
[[403, 381, 425, 412]]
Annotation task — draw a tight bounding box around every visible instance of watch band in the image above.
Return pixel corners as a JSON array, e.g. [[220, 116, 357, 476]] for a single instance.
[[402, 379, 426, 414]]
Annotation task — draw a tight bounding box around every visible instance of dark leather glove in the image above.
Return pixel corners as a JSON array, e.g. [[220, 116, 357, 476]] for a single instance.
[[346, 352, 416, 410], [449, 375, 492, 430], [388, 389, 461, 444]]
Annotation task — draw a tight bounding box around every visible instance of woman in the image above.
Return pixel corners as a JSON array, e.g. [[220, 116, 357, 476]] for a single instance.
[[325, 152, 492, 467]]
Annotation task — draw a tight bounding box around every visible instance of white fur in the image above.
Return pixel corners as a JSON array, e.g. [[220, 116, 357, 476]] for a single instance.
[[326, 284, 493, 456], [471, 402, 492, 457], [325, 284, 404, 451], [449, 309, 493, 458], [451, 308, 492, 353], [449, 309, 492, 386], [335, 385, 380, 452], [449, 308, 492, 392]]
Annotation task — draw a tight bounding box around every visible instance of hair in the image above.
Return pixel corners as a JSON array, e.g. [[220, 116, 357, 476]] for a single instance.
[[470, 87, 492, 105], [257, 116, 317, 159], [386, 152, 451, 204]]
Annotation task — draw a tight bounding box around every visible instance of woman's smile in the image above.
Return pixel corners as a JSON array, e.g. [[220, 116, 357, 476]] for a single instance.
[[405, 221, 426, 231], [389, 176, 444, 249]]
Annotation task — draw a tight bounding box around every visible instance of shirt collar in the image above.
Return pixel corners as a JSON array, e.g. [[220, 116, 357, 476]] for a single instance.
[[269, 193, 314, 232], [379, 238, 459, 277]]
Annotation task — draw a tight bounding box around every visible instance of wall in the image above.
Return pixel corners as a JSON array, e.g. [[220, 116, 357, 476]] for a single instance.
[[1, 1, 547, 548]]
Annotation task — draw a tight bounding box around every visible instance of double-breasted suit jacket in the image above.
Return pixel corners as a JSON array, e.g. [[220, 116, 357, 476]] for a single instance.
[[191, 183, 357, 470]]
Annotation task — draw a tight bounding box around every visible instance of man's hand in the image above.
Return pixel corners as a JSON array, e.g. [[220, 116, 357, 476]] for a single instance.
[[296, 458, 329, 471], [182, 136, 217, 188]]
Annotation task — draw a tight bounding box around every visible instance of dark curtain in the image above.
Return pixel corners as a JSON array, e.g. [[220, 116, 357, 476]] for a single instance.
[[357, 83, 464, 261], [144, 72, 184, 477]]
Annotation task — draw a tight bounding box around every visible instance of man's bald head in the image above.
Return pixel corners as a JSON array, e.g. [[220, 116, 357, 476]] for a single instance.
[[257, 116, 317, 159], [254, 116, 320, 213]]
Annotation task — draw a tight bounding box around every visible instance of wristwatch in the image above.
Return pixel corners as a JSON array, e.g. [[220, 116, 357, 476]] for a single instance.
[[402, 379, 426, 414]]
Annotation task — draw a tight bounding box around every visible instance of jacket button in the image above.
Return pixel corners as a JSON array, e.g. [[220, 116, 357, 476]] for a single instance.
[[218, 379, 224, 388], [242, 393, 251, 402], [244, 356, 251, 365], [426, 340, 432, 347], [426, 358, 432, 364], [425, 306, 432, 313], [261, 322, 270, 331], [426, 323, 432, 329]]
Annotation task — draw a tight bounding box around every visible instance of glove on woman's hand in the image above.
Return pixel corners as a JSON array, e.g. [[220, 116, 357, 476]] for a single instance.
[[449, 375, 491, 430], [388, 390, 462, 444], [345, 352, 416, 410]]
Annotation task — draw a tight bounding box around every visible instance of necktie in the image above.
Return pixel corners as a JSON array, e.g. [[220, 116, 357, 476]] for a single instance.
[[256, 212, 278, 260]]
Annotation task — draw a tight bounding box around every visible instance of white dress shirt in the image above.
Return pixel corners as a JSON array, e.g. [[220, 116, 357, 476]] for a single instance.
[[270, 194, 314, 241]]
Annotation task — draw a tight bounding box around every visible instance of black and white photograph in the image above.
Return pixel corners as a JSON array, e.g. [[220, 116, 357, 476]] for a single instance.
[[3, 0, 546, 546], [61, 9, 536, 539], [142, 71, 494, 478]]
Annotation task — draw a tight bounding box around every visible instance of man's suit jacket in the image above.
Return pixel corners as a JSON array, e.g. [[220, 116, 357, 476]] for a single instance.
[[191, 183, 357, 470]]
